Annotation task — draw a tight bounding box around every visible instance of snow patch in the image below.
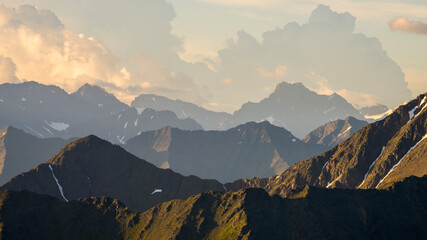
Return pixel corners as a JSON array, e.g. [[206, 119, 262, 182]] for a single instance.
[[223, 186, 227, 191], [124, 122, 128, 129], [48, 165, 68, 202], [117, 135, 125, 144], [182, 111, 188, 118], [42, 126, 54, 135], [364, 109, 393, 120], [98, 104, 103, 107], [151, 189, 162, 194], [21, 97, 27, 101], [117, 114, 122, 120], [407, 106, 417, 124], [292, 139, 297, 143], [151, 97, 156, 103], [45, 121, 70, 131], [150, 115, 154, 120], [337, 126, 352, 138], [321, 160, 329, 171], [24, 125, 43, 138], [238, 142, 243, 144], [376, 134, 427, 188], [358, 146, 385, 188], [134, 118, 138, 126], [136, 108, 145, 115], [0, 99, 3, 102]]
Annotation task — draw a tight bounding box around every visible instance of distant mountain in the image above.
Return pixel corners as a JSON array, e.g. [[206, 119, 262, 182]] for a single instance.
[[68, 108, 203, 144], [303, 116, 368, 147], [0, 175, 425, 239], [0, 82, 203, 144], [131, 94, 231, 130], [226, 93, 427, 195], [72, 83, 129, 116], [225, 82, 364, 138], [359, 104, 391, 121], [123, 121, 327, 183], [1, 135, 224, 212], [0, 126, 72, 185], [0, 81, 105, 138]]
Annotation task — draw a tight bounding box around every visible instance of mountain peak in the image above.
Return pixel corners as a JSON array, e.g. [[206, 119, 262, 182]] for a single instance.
[[74, 83, 108, 96], [273, 82, 307, 94]]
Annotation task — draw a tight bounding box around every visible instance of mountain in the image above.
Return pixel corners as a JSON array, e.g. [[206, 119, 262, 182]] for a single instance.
[[0, 175, 425, 239], [226, 93, 427, 195], [123, 121, 327, 183], [0, 81, 203, 144], [131, 82, 365, 138], [303, 116, 368, 147], [359, 104, 392, 121], [131, 94, 231, 130], [67, 108, 203, 144], [224, 82, 364, 138], [0, 135, 224, 212], [72, 83, 129, 116], [0, 81, 105, 138], [0, 126, 72, 185]]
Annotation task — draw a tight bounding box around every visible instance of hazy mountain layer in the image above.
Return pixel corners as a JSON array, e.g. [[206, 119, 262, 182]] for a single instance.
[[124, 121, 327, 183], [0, 82, 202, 144], [131, 94, 231, 130], [0, 126, 72, 185], [131, 82, 365, 138]]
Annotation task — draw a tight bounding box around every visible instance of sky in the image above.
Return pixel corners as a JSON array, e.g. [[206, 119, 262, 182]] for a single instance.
[[0, 0, 426, 112]]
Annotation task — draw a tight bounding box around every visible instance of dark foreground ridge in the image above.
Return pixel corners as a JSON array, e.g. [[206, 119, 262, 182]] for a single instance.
[[0, 175, 425, 239]]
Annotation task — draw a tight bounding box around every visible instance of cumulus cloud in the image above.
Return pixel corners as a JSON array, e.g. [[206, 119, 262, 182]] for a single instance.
[[0, 4, 206, 104], [257, 65, 288, 79], [389, 17, 427, 34], [216, 5, 411, 107], [0, 56, 19, 83]]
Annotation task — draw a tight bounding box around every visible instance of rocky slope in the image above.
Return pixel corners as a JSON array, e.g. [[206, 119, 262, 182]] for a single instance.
[[226, 93, 427, 196], [0, 175, 425, 239], [0, 126, 72, 185], [303, 116, 367, 147], [1, 135, 224, 212], [123, 121, 327, 183]]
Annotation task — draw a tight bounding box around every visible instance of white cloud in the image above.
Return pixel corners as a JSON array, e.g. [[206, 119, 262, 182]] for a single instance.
[[0, 4, 206, 105], [0, 56, 19, 83], [389, 17, 427, 34], [257, 65, 288, 79], [216, 5, 411, 107]]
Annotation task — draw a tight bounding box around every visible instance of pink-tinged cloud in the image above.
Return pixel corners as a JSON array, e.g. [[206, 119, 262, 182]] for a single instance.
[[389, 17, 427, 34]]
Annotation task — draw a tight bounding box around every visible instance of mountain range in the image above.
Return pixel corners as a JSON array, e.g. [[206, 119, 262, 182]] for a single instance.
[[226, 93, 427, 195], [0, 175, 425, 239], [123, 121, 327, 183], [0, 82, 202, 144], [132, 82, 366, 138]]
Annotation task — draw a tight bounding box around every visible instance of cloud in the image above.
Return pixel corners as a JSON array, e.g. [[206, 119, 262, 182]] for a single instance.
[[222, 78, 234, 85], [197, 0, 281, 8], [0, 56, 19, 83], [336, 89, 381, 107], [389, 17, 427, 34], [0, 4, 206, 105], [257, 65, 288, 79], [216, 5, 411, 107]]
